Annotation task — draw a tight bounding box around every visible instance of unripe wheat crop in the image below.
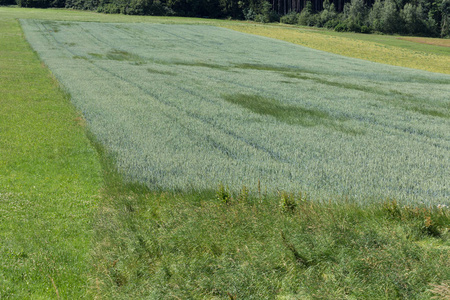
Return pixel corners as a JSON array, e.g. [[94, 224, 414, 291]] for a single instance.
[[21, 20, 450, 204]]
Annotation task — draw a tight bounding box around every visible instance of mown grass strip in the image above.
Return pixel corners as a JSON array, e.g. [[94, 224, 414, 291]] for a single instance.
[[0, 15, 102, 299]]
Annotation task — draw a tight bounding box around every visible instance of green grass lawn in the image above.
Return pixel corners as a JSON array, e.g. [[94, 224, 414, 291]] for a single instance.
[[1, 6, 449, 299], [0, 10, 103, 298]]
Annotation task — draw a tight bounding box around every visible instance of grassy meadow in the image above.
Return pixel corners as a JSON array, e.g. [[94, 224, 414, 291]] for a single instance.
[[1, 6, 450, 299], [0, 9, 103, 298]]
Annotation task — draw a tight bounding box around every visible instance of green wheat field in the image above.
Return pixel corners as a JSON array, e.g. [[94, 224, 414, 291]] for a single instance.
[[21, 19, 450, 204]]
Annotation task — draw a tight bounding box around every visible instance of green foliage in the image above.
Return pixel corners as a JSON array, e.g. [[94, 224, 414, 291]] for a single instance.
[[286, 0, 450, 36], [94, 0, 174, 15], [383, 200, 450, 239], [382, 199, 402, 218], [245, 0, 279, 23], [400, 3, 426, 34], [360, 24, 371, 32], [298, 0, 316, 25], [346, 18, 362, 31], [279, 191, 296, 212], [333, 20, 347, 31], [217, 183, 232, 204], [319, 0, 337, 26], [238, 185, 249, 202], [280, 10, 299, 24], [368, 0, 384, 31], [243, 6, 256, 19], [441, 0, 450, 36], [16, 0, 51, 7], [254, 0, 272, 22], [345, 0, 367, 24], [380, 0, 402, 33]]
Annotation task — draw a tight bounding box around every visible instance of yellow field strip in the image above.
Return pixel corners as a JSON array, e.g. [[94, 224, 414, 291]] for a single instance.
[[222, 24, 450, 75]]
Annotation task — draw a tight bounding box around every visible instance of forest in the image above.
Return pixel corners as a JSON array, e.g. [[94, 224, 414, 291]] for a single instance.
[[1, 0, 449, 35]]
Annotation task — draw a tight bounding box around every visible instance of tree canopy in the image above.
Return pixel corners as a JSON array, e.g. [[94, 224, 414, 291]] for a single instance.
[[8, 0, 450, 36]]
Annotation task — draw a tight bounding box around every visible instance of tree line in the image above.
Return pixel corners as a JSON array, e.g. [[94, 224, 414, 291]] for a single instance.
[[2, 0, 449, 36], [276, 0, 449, 37]]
